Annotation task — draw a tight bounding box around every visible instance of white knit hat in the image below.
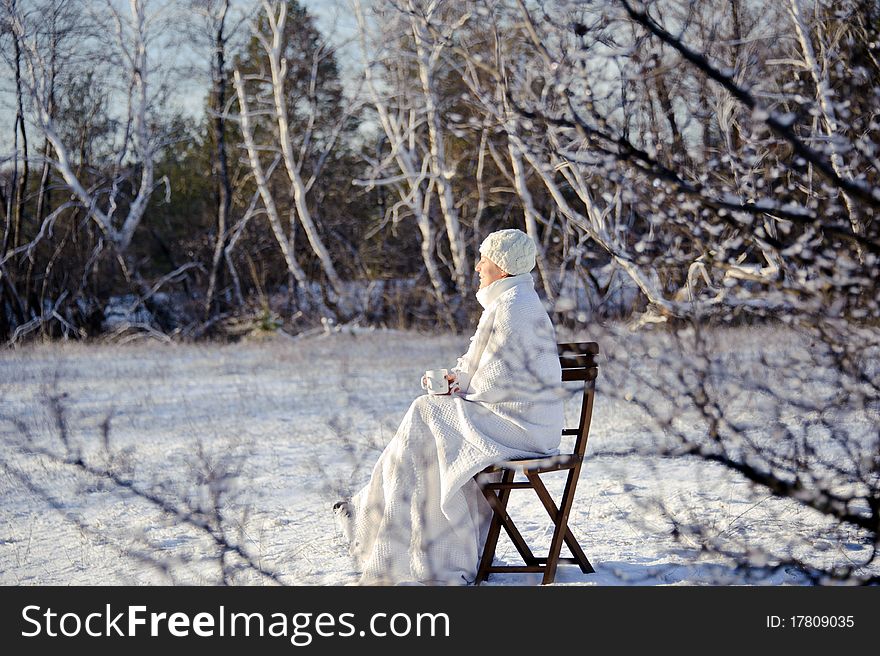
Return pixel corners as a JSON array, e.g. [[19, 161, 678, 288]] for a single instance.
[[479, 229, 536, 275]]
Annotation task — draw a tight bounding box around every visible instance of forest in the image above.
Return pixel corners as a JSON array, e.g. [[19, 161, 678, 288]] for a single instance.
[[1, 0, 874, 342]]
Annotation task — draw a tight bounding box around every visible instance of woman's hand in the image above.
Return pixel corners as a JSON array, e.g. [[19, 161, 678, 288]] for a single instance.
[[420, 373, 460, 395]]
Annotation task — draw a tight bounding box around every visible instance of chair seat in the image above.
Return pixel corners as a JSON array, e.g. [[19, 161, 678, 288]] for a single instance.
[[482, 453, 581, 474]]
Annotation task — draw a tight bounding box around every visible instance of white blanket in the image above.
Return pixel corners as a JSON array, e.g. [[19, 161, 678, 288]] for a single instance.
[[348, 274, 564, 584]]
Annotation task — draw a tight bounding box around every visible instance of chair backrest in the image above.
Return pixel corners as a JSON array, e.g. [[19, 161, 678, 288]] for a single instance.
[[557, 342, 599, 460]]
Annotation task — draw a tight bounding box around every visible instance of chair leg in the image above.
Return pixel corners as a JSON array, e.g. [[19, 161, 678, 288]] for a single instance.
[[481, 484, 537, 566], [540, 466, 582, 585], [526, 472, 594, 574], [476, 469, 514, 584]]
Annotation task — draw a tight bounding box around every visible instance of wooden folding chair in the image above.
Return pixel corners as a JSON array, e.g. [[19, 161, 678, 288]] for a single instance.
[[475, 341, 599, 585]]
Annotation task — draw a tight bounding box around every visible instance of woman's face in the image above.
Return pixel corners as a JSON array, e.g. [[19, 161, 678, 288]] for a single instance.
[[475, 255, 509, 289]]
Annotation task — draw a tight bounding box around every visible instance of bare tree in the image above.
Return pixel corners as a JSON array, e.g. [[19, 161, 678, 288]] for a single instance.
[[5, 0, 170, 254], [353, 0, 450, 307], [232, 0, 362, 317], [3, 0, 28, 256], [0, 0, 192, 344], [402, 0, 471, 295], [233, 64, 311, 292], [786, 0, 862, 253], [197, 0, 237, 319]]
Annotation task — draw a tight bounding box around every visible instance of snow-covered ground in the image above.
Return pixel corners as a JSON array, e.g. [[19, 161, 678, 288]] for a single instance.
[[0, 326, 876, 585]]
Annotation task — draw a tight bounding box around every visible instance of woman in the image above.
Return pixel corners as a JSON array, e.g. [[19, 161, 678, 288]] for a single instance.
[[335, 229, 564, 585]]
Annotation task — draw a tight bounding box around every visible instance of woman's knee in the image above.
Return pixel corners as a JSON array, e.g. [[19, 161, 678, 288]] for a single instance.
[[400, 397, 438, 450]]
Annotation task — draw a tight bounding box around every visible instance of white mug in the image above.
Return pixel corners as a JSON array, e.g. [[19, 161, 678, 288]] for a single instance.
[[422, 368, 449, 395]]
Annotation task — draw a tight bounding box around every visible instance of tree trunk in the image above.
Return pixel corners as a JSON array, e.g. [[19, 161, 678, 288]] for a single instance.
[[263, 1, 345, 301], [11, 14, 28, 253], [410, 14, 469, 295], [787, 0, 860, 249], [352, 0, 449, 307], [34, 0, 58, 227], [507, 137, 555, 301], [233, 67, 310, 291], [35, 141, 53, 225], [205, 0, 234, 319]]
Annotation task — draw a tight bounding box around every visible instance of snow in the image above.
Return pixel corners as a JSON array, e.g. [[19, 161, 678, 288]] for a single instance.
[[0, 327, 876, 586]]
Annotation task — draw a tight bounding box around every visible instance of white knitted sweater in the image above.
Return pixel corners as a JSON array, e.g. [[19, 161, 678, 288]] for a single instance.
[[348, 274, 564, 584]]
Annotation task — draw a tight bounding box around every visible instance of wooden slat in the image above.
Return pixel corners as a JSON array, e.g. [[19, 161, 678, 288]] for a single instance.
[[559, 354, 597, 368], [487, 558, 585, 570], [491, 454, 579, 470], [485, 566, 547, 573], [562, 367, 598, 382], [482, 481, 533, 490], [522, 462, 580, 475], [484, 461, 578, 477], [557, 341, 599, 355]]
